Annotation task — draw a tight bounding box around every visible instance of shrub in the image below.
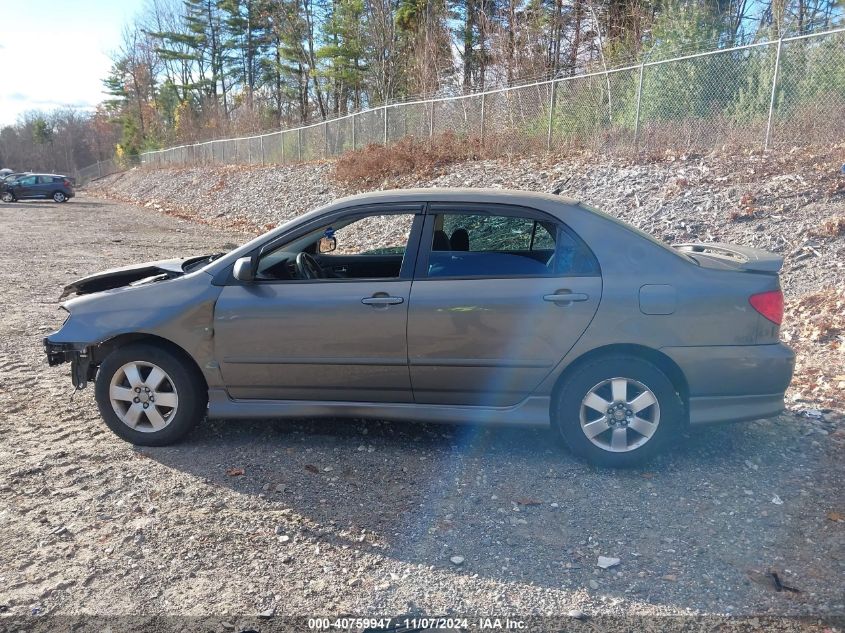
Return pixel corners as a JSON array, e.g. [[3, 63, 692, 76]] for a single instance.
[[334, 132, 485, 185]]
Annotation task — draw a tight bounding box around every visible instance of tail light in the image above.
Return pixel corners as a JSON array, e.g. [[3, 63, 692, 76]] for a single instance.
[[749, 290, 783, 325], [63, 179, 72, 188]]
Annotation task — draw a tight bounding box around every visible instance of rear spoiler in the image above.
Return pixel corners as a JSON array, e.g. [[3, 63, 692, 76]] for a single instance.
[[673, 242, 783, 274]]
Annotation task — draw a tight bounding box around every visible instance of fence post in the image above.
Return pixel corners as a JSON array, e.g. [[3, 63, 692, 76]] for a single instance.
[[324, 121, 329, 157], [429, 101, 435, 141], [546, 80, 558, 151], [260, 136, 265, 164], [298, 128, 303, 162], [383, 106, 389, 145], [480, 92, 486, 147], [280, 133, 285, 164], [97, 160, 102, 178], [764, 36, 783, 151], [633, 60, 645, 157]]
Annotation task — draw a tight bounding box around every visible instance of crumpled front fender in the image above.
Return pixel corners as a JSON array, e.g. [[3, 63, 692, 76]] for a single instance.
[[45, 272, 224, 389]]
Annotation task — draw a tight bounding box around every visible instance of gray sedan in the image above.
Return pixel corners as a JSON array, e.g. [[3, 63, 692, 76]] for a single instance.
[[44, 189, 794, 466]]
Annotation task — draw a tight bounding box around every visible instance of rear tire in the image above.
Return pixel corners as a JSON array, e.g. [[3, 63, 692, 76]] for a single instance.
[[52, 191, 67, 202], [1, 192, 14, 203], [553, 355, 683, 467], [94, 343, 207, 446]]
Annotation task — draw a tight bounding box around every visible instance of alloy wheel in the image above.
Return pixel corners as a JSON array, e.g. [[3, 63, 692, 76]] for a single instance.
[[579, 377, 660, 452], [109, 361, 179, 432]]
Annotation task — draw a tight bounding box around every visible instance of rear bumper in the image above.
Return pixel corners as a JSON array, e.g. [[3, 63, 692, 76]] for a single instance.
[[687, 393, 786, 425], [661, 343, 795, 425]]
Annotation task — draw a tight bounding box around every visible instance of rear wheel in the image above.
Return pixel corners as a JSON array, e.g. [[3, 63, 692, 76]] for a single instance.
[[52, 191, 67, 202], [94, 343, 206, 446], [553, 355, 682, 467], [1, 192, 14, 203]]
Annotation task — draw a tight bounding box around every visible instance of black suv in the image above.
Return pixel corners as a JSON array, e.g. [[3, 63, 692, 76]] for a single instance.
[[1, 173, 75, 203]]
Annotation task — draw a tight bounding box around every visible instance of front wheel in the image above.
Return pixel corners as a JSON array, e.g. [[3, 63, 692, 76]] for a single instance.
[[553, 355, 683, 467], [1, 192, 14, 203], [52, 191, 67, 202], [94, 343, 207, 446]]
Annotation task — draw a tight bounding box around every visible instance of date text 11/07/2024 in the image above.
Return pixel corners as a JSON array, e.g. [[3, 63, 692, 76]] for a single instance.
[[308, 617, 527, 630]]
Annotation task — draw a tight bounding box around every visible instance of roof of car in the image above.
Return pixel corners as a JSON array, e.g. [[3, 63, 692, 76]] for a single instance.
[[328, 187, 581, 208]]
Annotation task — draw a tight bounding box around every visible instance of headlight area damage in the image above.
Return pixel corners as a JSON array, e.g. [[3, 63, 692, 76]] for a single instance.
[[44, 339, 95, 389]]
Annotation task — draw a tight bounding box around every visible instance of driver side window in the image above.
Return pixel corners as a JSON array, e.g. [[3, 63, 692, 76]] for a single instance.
[[256, 212, 416, 281]]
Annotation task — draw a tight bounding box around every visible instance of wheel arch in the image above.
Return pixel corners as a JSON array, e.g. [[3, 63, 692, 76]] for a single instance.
[[551, 344, 689, 420], [92, 333, 208, 391]]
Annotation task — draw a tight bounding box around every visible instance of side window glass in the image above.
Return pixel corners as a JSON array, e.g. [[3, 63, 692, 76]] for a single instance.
[[429, 213, 550, 278], [20, 176, 37, 186], [330, 214, 413, 256], [552, 227, 600, 275], [256, 212, 415, 281], [427, 212, 598, 278]]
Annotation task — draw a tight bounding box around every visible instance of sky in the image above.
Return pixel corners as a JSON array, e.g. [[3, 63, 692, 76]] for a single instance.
[[0, 0, 145, 126]]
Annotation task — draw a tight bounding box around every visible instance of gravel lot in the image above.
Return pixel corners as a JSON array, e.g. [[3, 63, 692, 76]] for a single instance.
[[0, 195, 843, 628]]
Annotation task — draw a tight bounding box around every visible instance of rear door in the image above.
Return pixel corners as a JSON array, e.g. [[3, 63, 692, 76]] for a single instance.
[[407, 204, 602, 406], [36, 175, 55, 198]]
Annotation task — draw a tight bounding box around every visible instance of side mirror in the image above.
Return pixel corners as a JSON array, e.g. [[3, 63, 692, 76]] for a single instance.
[[318, 236, 337, 254], [232, 256, 255, 282]]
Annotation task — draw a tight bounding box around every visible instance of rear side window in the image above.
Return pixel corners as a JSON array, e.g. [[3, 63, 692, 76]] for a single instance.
[[38, 176, 54, 184], [427, 212, 598, 278]]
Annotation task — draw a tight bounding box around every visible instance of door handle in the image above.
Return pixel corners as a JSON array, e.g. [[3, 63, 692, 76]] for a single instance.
[[543, 292, 589, 304], [361, 296, 404, 306]]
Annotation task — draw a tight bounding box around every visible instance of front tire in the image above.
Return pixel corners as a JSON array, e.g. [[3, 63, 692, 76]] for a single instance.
[[52, 191, 67, 202], [553, 355, 683, 467], [94, 343, 207, 446]]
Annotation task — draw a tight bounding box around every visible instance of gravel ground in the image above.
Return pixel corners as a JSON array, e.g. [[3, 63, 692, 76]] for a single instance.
[[0, 196, 843, 628]]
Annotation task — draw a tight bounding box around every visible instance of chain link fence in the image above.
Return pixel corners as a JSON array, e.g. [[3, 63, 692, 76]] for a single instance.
[[100, 27, 842, 175], [74, 157, 139, 186]]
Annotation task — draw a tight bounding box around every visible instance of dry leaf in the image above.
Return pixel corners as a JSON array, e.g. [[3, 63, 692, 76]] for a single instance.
[[304, 464, 319, 474], [226, 467, 244, 477], [826, 511, 844, 522]]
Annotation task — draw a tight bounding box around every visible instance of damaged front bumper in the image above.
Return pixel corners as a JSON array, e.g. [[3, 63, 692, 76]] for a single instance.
[[44, 339, 95, 389]]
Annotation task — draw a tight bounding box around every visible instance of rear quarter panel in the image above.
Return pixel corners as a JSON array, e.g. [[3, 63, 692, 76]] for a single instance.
[[528, 200, 782, 395]]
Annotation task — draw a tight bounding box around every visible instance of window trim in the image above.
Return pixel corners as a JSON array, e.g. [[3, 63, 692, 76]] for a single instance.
[[414, 203, 601, 281]]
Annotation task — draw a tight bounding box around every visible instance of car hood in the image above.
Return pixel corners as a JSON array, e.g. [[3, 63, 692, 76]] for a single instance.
[[59, 256, 206, 299]]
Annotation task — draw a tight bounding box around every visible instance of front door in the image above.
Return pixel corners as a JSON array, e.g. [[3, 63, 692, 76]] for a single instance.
[[214, 208, 422, 402], [407, 206, 602, 406], [14, 175, 38, 199]]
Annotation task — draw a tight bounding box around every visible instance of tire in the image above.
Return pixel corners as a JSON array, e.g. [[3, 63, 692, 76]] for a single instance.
[[1, 192, 14, 203], [94, 342, 207, 446], [553, 355, 683, 467], [52, 191, 67, 203]]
